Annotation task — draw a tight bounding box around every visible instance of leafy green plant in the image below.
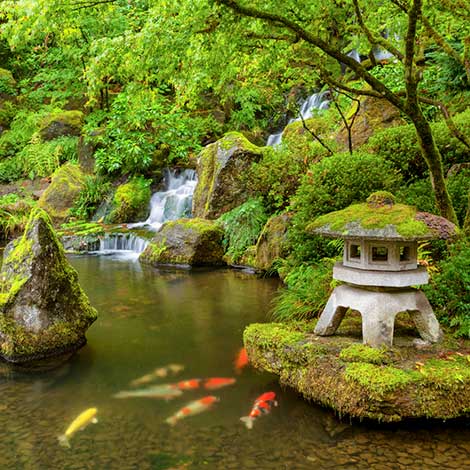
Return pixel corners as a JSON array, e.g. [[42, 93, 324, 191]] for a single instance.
[[271, 259, 337, 322], [0, 195, 35, 240], [424, 241, 470, 338], [218, 198, 268, 263], [288, 151, 401, 263], [366, 109, 470, 182], [70, 175, 112, 220]]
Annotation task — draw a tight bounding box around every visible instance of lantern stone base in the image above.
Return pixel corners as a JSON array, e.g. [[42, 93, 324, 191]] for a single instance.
[[314, 284, 442, 347]]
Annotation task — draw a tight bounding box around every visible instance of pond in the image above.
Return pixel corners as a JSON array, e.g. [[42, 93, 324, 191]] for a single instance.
[[0, 254, 469, 469]]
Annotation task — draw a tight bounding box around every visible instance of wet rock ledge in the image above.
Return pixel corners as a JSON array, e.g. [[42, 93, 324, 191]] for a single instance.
[[243, 317, 470, 422]]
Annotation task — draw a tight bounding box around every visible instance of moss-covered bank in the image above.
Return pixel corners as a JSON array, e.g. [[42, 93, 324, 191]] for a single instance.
[[244, 318, 470, 422]]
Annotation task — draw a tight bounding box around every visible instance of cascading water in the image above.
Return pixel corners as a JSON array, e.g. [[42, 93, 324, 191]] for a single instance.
[[266, 90, 330, 146], [130, 168, 197, 231], [95, 168, 197, 260]]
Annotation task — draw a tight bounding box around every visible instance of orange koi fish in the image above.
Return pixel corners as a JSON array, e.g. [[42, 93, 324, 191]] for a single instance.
[[165, 396, 219, 426], [240, 391, 278, 430], [234, 348, 249, 374], [203, 377, 236, 390], [175, 379, 202, 390]]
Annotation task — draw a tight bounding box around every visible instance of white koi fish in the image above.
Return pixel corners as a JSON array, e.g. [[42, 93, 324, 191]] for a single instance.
[[114, 383, 183, 400], [130, 363, 185, 386], [58, 407, 98, 448], [165, 395, 219, 426]]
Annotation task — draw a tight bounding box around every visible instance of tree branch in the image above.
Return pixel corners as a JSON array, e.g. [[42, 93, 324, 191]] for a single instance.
[[71, 0, 117, 10], [331, 88, 361, 155], [299, 112, 334, 157], [352, 0, 404, 61], [215, 0, 406, 112]]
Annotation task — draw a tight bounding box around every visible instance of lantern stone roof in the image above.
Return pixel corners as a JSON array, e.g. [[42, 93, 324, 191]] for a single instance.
[[308, 192, 458, 241]]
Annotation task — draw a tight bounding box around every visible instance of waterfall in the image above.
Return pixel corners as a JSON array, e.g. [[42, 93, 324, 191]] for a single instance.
[[130, 168, 197, 231], [95, 232, 149, 261], [266, 90, 330, 146]]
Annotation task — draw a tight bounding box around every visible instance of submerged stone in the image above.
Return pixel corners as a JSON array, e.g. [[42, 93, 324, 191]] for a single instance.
[[139, 218, 225, 266], [0, 208, 97, 365], [244, 320, 470, 422], [192, 132, 264, 219]]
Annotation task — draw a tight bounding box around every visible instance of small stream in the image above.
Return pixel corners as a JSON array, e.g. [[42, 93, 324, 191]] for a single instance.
[[0, 256, 468, 469]]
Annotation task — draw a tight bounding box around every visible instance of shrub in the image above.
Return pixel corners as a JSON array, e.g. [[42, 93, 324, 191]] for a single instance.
[[396, 170, 470, 227], [288, 151, 401, 262], [271, 259, 337, 322], [424, 241, 470, 338], [366, 109, 470, 182], [218, 198, 268, 263], [0, 193, 36, 241]]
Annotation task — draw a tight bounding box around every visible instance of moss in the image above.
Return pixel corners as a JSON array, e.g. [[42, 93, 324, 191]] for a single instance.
[[0, 207, 97, 361], [41, 110, 84, 129], [243, 321, 470, 421], [339, 343, 389, 364], [38, 163, 86, 221], [219, 131, 265, 154], [58, 221, 104, 237], [309, 202, 430, 238], [107, 176, 151, 223]]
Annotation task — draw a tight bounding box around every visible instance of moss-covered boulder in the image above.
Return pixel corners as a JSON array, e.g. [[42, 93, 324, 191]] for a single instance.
[[106, 176, 151, 224], [254, 213, 292, 272], [192, 132, 265, 219], [39, 110, 84, 141], [139, 218, 225, 266], [38, 163, 86, 222], [335, 96, 405, 150], [0, 208, 97, 365], [244, 320, 470, 422]]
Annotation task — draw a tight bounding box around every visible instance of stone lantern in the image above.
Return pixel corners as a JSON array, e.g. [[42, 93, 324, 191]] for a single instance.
[[309, 192, 458, 347]]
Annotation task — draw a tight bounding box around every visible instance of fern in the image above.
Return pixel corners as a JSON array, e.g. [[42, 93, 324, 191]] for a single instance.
[[218, 198, 268, 263]]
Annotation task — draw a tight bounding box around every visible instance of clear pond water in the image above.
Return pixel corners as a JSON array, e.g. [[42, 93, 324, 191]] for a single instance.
[[0, 255, 469, 469]]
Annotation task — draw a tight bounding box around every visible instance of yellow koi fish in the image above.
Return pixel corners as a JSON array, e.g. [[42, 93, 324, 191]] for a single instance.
[[165, 395, 219, 426], [58, 407, 98, 448]]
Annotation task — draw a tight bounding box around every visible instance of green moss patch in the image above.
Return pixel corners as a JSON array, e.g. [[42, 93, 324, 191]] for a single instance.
[[244, 320, 470, 421], [309, 202, 430, 238]]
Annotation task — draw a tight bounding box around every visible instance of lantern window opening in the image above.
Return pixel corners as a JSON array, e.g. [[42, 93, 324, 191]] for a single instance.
[[349, 243, 362, 261], [371, 246, 388, 262], [399, 245, 411, 262]]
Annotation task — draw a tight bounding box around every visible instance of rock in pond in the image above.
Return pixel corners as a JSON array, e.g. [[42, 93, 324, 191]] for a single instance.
[[192, 132, 264, 219], [244, 319, 470, 422], [0, 208, 97, 366], [139, 218, 225, 267]]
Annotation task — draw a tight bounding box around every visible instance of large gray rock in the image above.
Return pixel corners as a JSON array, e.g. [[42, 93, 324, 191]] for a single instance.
[[139, 218, 225, 266], [192, 132, 264, 219], [0, 208, 97, 364]]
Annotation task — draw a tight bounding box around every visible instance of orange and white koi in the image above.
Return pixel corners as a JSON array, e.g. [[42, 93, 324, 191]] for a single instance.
[[175, 379, 202, 390], [165, 396, 219, 426], [234, 348, 249, 374], [113, 383, 183, 400], [130, 364, 185, 386], [240, 392, 277, 430], [203, 377, 236, 390]]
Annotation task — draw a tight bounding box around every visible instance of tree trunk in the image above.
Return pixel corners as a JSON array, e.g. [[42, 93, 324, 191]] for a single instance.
[[464, 192, 470, 235], [410, 112, 458, 225]]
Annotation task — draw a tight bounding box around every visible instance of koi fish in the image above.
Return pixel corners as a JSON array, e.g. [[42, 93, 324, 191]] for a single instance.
[[234, 348, 249, 374], [240, 392, 277, 430], [203, 377, 236, 390], [114, 384, 183, 400], [58, 407, 98, 448], [130, 363, 185, 386], [175, 379, 202, 390], [165, 396, 219, 426]]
